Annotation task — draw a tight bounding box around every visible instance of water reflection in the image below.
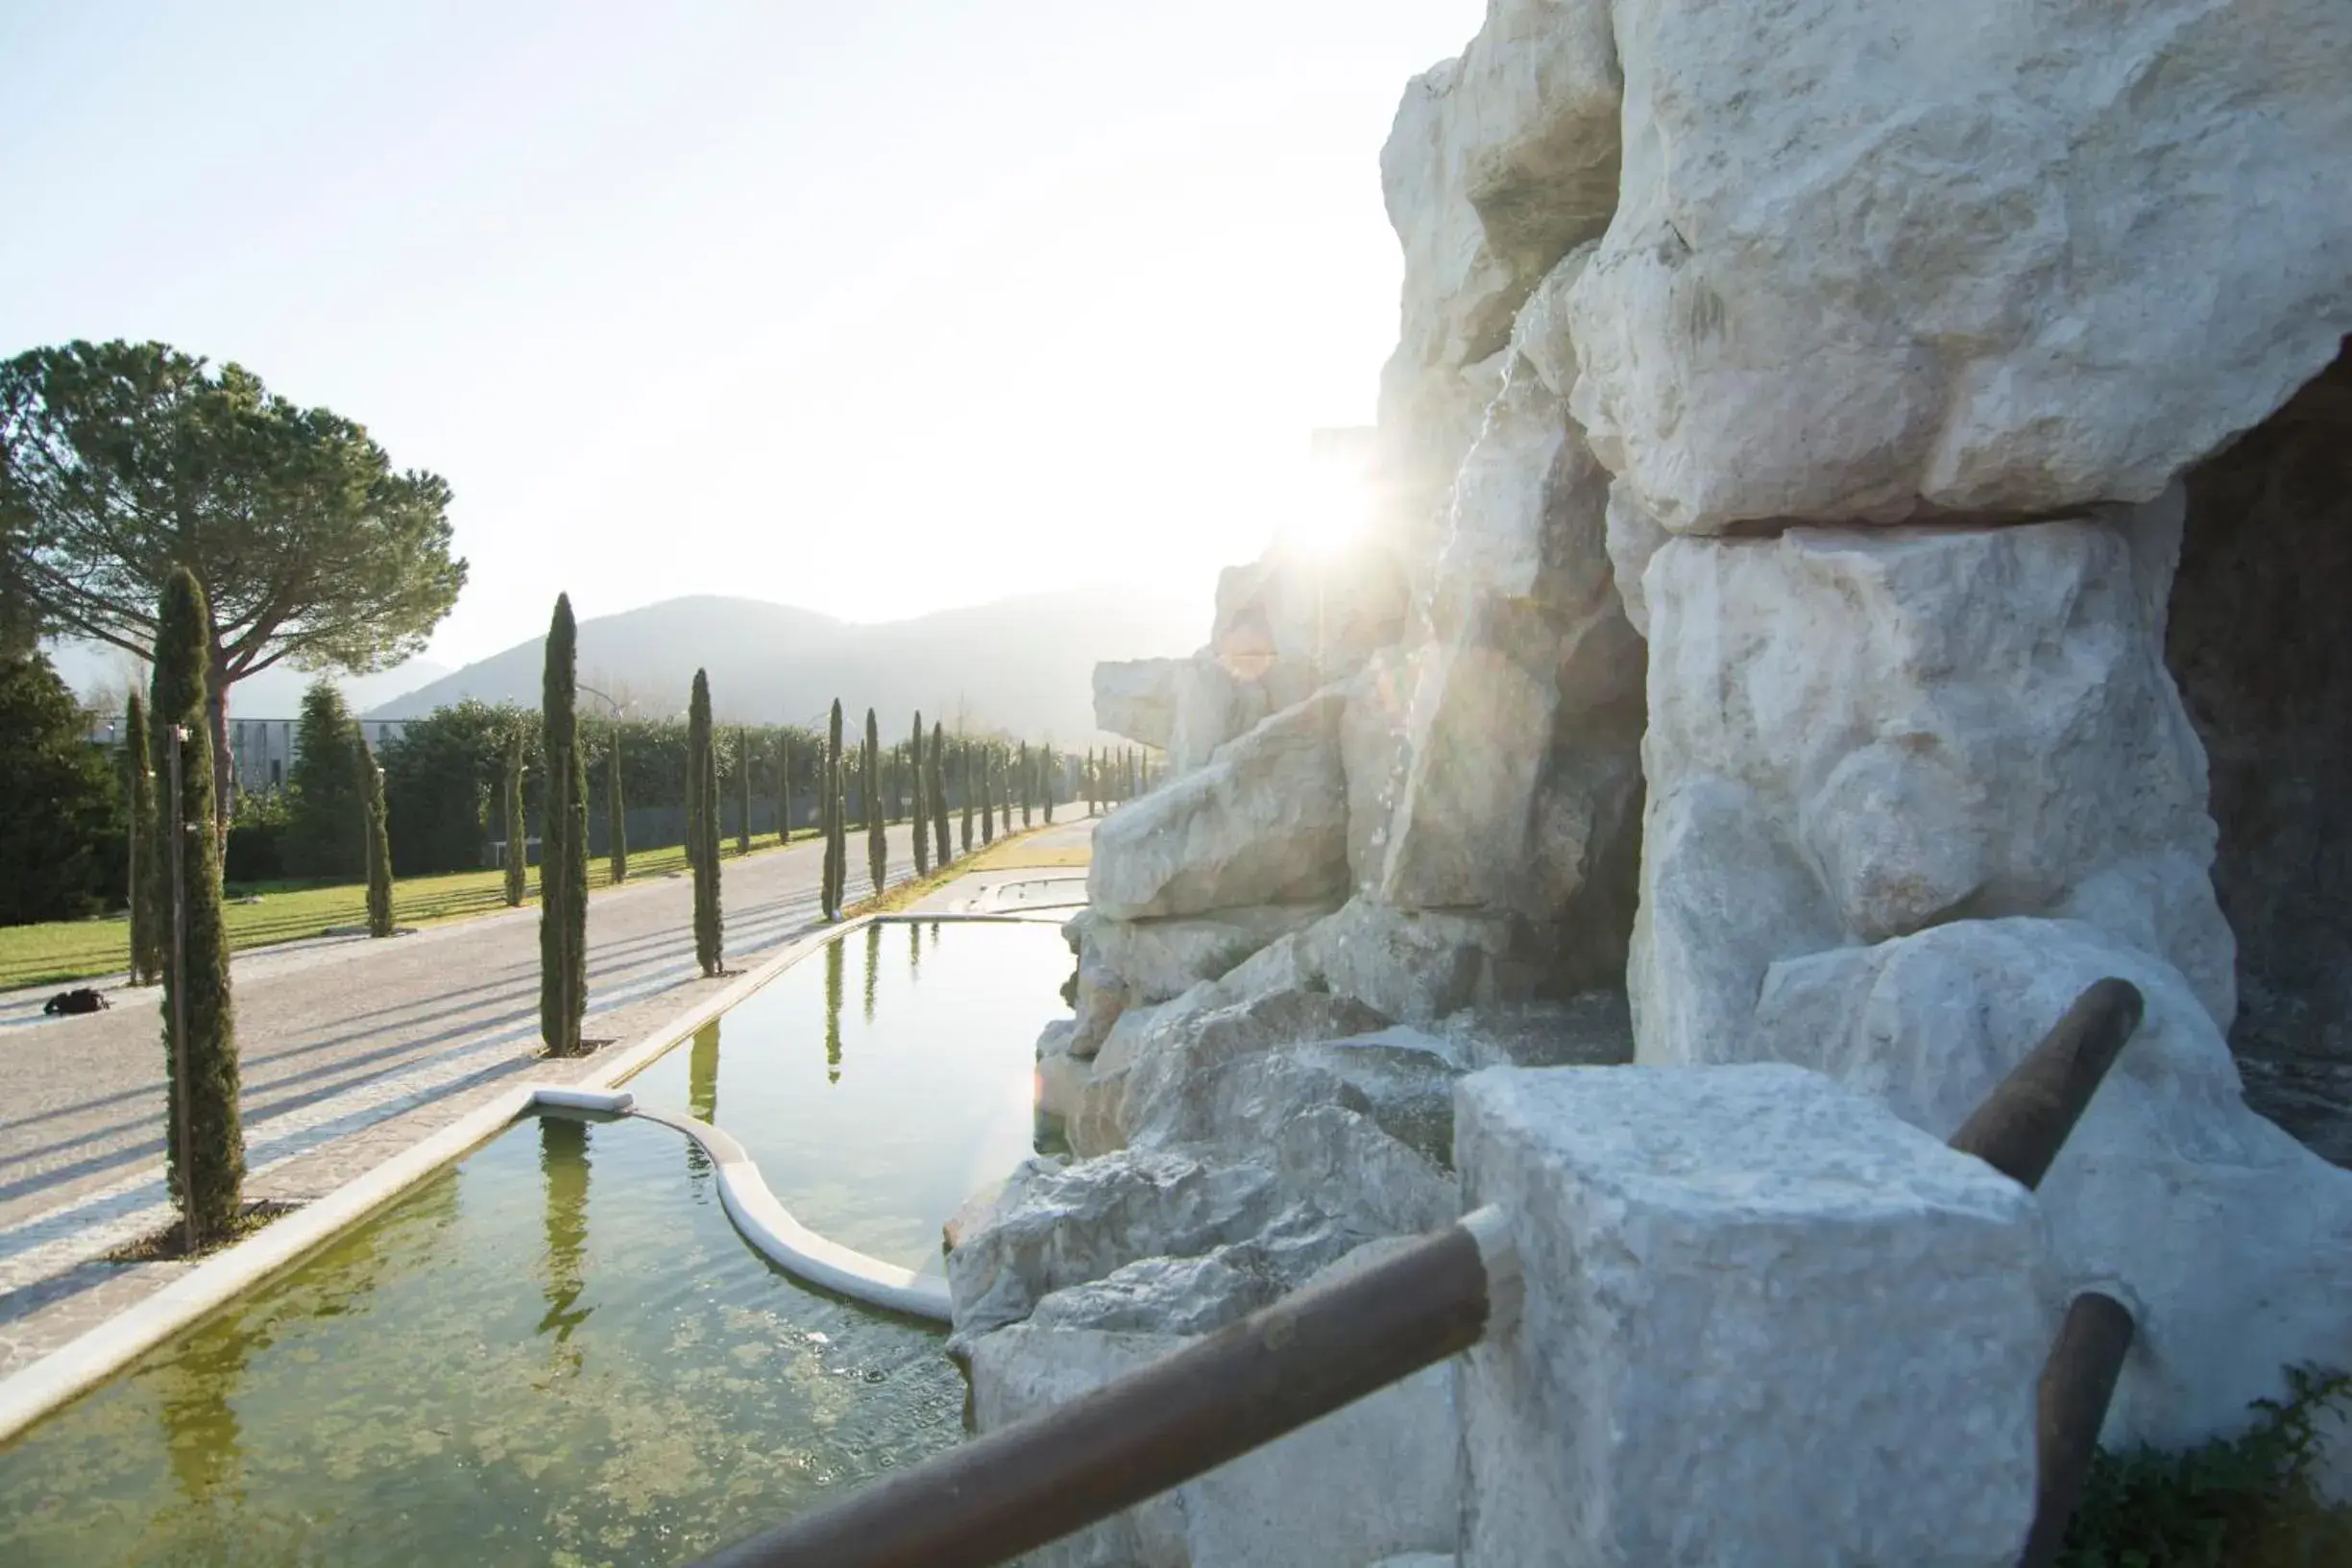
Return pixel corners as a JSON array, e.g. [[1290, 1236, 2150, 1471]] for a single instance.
[[823, 937, 845, 1084], [617, 922, 1072, 1276], [686, 1021, 721, 1186], [861, 921, 882, 1025], [157, 1329, 249, 1559], [536, 1117, 593, 1360], [0, 1116, 962, 1567]]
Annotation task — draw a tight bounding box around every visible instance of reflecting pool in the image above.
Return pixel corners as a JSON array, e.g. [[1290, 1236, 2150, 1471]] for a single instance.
[[621, 918, 1073, 1275], [0, 1115, 963, 1567]]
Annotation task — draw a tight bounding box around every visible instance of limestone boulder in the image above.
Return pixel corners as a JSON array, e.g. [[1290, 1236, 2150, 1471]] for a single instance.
[[1744, 918, 2352, 1460], [1381, 0, 1622, 376], [1567, 0, 2352, 531], [1212, 547, 1409, 696], [1118, 987, 1393, 1151], [945, 1148, 1285, 1344], [1297, 899, 1518, 1025], [1088, 689, 1350, 920], [1064, 904, 1334, 1020], [1168, 654, 1273, 773], [1439, 992, 1635, 1073], [1640, 519, 2216, 954], [1094, 658, 1180, 750], [1455, 1063, 2047, 1564]]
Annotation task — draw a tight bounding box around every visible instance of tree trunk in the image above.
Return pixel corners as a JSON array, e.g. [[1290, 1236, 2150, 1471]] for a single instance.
[[206, 649, 233, 841]]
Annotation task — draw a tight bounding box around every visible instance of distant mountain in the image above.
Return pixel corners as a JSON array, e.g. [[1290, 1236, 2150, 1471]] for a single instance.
[[42, 640, 451, 718], [361, 588, 1202, 742]]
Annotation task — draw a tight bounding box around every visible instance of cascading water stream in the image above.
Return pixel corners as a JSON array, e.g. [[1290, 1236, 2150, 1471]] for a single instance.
[[1362, 349, 1530, 879]]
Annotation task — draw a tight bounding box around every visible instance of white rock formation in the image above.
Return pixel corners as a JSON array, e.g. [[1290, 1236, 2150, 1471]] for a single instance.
[[1002, 0, 2352, 1556], [1457, 1064, 2049, 1566], [1093, 658, 1180, 750], [1087, 689, 1351, 920], [1568, 0, 2352, 533]]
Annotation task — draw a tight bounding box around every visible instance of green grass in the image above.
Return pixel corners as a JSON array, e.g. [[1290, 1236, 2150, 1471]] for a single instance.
[[0, 834, 808, 993]]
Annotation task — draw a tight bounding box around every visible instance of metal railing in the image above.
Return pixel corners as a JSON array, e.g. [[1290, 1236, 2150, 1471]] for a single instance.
[[695, 978, 2146, 1568]]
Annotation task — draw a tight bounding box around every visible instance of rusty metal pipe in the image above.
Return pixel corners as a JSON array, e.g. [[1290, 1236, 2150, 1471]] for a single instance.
[[1948, 977, 2144, 1191], [2018, 1291, 2137, 1568], [694, 1208, 1512, 1568]]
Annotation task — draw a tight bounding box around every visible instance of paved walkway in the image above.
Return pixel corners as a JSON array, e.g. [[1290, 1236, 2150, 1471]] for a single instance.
[[0, 823, 956, 1377]]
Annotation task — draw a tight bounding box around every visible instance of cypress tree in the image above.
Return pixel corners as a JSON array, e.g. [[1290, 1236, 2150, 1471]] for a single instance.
[[503, 726, 527, 905], [829, 727, 847, 909], [930, 720, 950, 868], [821, 699, 845, 920], [567, 743, 590, 1023], [541, 594, 587, 1053], [126, 690, 162, 984], [1018, 741, 1031, 828], [690, 669, 723, 975], [736, 726, 751, 855], [1084, 748, 1095, 816], [959, 740, 974, 853], [607, 733, 627, 885], [152, 566, 244, 1242], [864, 708, 885, 896], [909, 712, 930, 877], [358, 726, 394, 938], [981, 745, 997, 846], [775, 735, 790, 847]]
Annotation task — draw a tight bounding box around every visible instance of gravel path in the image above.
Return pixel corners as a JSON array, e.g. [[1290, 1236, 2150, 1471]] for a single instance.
[[0, 825, 932, 1374]]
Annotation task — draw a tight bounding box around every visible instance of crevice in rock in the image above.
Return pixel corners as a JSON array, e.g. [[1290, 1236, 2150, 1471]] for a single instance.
[[2166, 336, 2352, 1161]]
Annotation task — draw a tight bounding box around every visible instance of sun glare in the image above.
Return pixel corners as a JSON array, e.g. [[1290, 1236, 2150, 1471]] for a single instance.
[[1273, 441, 1377, 561]]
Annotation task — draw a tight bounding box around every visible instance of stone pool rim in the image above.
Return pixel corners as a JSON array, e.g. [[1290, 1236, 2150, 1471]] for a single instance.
[[0, 910, 1063, 1445]]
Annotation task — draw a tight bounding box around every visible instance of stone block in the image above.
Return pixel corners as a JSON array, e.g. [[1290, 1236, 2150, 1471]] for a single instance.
[[1455, 1063, 2046, 1567]]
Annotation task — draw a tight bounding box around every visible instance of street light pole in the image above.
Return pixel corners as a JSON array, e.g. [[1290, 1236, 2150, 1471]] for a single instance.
[[167, 725, 196, 1257]]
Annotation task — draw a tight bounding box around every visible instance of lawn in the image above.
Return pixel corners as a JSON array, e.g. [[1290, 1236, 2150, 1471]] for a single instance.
[[969, 826, 1095, 871], [0, 834, 805, 993]]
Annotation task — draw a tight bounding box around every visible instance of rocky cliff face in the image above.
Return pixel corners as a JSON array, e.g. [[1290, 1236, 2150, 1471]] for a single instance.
[[955, 2, 2352, 1560]]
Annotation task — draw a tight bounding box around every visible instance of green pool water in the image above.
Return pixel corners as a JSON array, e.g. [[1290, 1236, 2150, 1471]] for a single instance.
[[0, 918, 1077, 1567], [621, 918, 1074, 1275]]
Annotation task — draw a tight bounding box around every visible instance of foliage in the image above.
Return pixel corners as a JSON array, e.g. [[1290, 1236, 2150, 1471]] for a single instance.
[[150, 566, 245, 1240], [909, 712, 929, 877], [821, 699, 845, 921], [503, 724, 528, 905], [376, 700, 820, 878], [126, 689, 162, 981], [357, 727, 394, 938], [540, 595, 587, 1051], [689, 668, 722, 975], [2058, 1365, 2352, 1568], [864, 708, 885, 896], [930, 720, 950, 868], [736, 726, 751, 855], [607, 734, 627, 884], [774, 733, 791, 847], [1, 340, 466, 823], [284, 678, 365, 880], [959, 739, 974, 855], [222, 785, 293, 883], [0, 649, 125, 925]]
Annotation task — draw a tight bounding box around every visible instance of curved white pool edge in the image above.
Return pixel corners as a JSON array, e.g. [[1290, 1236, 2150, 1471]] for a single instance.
[[626, 1103, 953, 1322], [0, 913, 905, 1445]]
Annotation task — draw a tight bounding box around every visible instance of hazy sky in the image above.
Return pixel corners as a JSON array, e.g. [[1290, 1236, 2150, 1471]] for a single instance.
[[1, 1, 1483, 666]]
